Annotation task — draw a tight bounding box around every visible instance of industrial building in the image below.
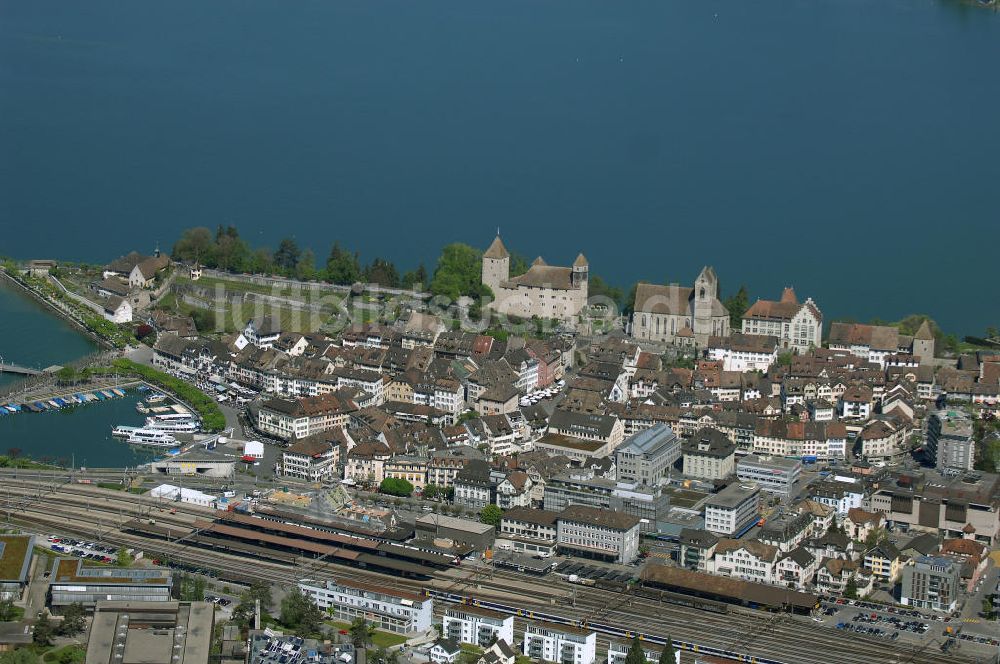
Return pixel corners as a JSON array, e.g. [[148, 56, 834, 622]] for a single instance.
[[414, 513, 496, 550], [0, 534, 34, 600], [84, 601, 213, 664], [49, 558, 173, 609], [149, 449, 236, 479]]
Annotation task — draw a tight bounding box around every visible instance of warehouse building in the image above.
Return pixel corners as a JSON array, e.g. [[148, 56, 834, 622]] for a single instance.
[[85, 601, 214, 664], [49, 558, 173, 609]]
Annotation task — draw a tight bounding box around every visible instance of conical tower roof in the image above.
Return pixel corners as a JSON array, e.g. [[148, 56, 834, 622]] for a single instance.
[[532, 256, 547, 266], [915, 319, 934, 341], [573, 253, 589, 268], [484, 235, 509, 260]]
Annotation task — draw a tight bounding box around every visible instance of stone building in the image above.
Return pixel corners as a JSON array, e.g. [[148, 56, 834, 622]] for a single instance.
[[481, 235, 589, 323], [630, 267, 730, 346]]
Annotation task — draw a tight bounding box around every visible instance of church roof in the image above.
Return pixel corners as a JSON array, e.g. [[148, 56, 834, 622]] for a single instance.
[[484, 235, 510, 260]]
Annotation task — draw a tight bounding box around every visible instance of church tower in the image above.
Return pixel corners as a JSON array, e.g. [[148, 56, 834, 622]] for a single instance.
[[693, 265, 719, 345], [481, 234, 510, 300]]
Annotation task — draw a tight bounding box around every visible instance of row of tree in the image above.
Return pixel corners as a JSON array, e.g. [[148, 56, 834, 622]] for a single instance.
[[172, 226, 428, 289]]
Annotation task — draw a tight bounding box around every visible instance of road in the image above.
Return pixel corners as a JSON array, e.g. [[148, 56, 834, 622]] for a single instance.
[[0, 477, 988, 664]]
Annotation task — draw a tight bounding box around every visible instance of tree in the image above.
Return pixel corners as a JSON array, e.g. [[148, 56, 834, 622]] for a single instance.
[[423, 484, 440, 500], [250, 247, 275, 275], [723, 285, 749, 330], [59, 602, 86, 637], [402, 264, 428, 290], [379, 477, 414, 497], [0, 597, 18, 621], [296, 248, 318, 281], [325, 242, 362, 285], [213, 225, 251, 272], [658, 636, 676, 664], [429, 243, 489, 301], [116, 546, 133, 567], [279, 587, 324, 636], [864, 527, 887, 549], [56, 366, 78, 384], [173, 227, 215, 264], [33, 612, 55, 646], [624, 637, 647, 664], [365, 258, 400, 288], [348, 617, 375, 647], [776, 351, 793, 367], [588, 275, 624, 309], [981, 597, 996, 620], [0, 650, 40, 664], [479, 504, 502, 527], [844, 575, 859, 599], [273, 238, 302, 274]]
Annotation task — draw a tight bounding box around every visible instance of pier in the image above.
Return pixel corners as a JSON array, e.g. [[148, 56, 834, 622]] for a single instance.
[[0, 362, 42, 376]]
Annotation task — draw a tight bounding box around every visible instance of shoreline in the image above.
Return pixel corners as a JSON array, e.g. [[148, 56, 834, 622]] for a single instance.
[[0, 269, 112, 351]]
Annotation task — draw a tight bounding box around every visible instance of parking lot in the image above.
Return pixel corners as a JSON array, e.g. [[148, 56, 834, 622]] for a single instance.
[[815, 595, 1000, 655], [45, 535, 119, 564]]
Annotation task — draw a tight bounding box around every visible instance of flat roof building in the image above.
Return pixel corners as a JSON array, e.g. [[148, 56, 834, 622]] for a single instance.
[[704, 483, 760, 537], [556, 505, 641, 564], [736, 455, 802, 497], [414, 513, 496, 550], [298, 578, 433, 634], [928, 410, 975, 472], [85, 601, 213, 664], [615, 423, 681, 485], [49, 558, 173, 608], [0, 534, 34, 600]]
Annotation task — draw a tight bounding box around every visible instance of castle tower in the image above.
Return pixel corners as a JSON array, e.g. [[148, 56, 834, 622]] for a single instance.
[[693, 265, 719, 344], [912, 319, 935, 364], [481, 234, 510, 299], [572, 253, 589, 289]]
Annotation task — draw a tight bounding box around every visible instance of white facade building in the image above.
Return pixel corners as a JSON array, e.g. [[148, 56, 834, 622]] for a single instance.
[[442, 606, 515, 648], [298, 578, 433, 634], [523, 623, 597, 664]]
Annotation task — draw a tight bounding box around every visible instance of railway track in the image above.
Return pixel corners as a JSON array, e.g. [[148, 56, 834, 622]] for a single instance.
[[1, 480, 976, 664]]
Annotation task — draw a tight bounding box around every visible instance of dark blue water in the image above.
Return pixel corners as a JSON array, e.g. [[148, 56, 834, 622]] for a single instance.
[[1, 0, 998, 333], [0, 388, 159, 468], [0, 280, 97, 389]]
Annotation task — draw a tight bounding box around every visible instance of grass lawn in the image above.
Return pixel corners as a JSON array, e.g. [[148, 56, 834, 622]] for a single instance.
[[325, 621, 408, 648], [42, 645, 86, 664], [0, 534, 32, 580]]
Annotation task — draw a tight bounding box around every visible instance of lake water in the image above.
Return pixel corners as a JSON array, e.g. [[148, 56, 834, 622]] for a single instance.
[[0, 389, 159, 468], [0, 282, 156, 467], [1, 0, 999, 334], [0, 280, 97, 389]]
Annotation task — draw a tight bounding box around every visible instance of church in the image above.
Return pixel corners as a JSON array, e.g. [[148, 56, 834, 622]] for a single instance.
[[481, 235, 589, 323], [630, 267, 731, 347]]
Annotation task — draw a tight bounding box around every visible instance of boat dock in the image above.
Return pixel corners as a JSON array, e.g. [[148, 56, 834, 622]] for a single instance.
[[0, 381, 140, 417]]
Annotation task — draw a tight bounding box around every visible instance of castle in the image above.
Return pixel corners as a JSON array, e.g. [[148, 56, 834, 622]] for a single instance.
[[481, 235, 589, 322], [630, 267, 731, 347]]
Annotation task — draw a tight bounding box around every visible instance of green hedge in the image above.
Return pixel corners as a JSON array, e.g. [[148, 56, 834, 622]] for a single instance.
[[109, 359, 226, 432]]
